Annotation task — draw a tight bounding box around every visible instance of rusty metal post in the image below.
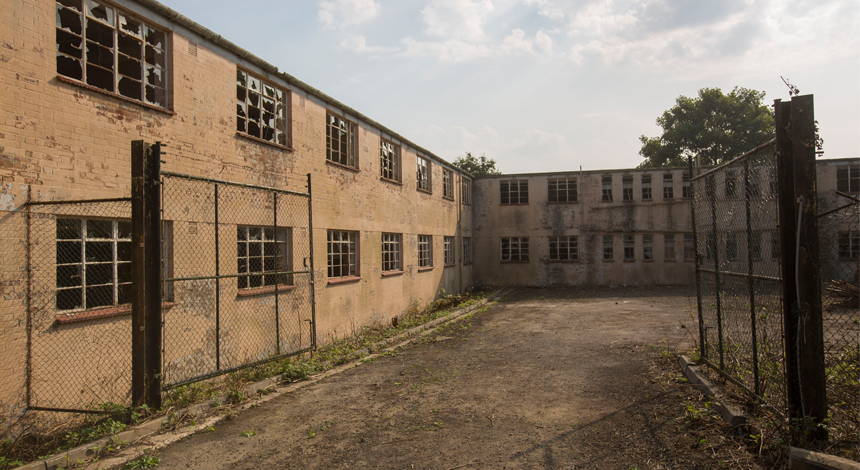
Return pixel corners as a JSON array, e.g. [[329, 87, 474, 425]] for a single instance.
[[307, 173, 317, 349], [789, 94, 828, 436]]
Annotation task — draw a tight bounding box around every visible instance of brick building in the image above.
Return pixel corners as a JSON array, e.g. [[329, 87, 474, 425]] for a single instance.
[[1, 0, 857, 423]]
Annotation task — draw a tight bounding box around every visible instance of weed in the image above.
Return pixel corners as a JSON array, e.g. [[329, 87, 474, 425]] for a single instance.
[[308, 429, 316, 438], [240, 430, 257, 438], [123, 453, 160, 469], [203, 426, 215, 433]]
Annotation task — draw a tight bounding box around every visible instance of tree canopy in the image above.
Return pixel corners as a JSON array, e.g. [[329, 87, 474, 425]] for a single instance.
[[452, 152, 502, 176], [638, 87, 774, 168]]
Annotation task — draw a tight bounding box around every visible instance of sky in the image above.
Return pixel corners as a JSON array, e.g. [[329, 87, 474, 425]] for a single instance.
[[165, 0, 859, 173]]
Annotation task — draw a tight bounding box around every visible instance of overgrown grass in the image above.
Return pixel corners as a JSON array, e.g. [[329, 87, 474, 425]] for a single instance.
[[0, 287, 495, 468]]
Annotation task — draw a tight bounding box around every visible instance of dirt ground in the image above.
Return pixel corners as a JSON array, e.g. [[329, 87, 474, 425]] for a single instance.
[[153, 286, 773, 470]]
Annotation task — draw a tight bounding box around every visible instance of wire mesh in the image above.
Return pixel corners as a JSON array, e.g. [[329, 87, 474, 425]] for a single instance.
[[815, 180, 859, 435], [26, 199, 134, 411], [160, 174, 315, 389], [691, 143, 786, 410]]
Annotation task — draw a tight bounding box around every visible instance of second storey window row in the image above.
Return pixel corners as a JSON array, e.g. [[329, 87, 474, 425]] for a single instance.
[[501, 180, 528, 204], [56, 0, 167, 107], [326, 113, 356, 168]]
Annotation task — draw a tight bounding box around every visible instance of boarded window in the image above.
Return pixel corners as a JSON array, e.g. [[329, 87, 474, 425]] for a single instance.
[[664, 234, 675, 261]]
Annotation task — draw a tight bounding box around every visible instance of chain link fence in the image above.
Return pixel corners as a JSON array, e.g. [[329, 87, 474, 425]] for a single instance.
[[26, 198, 134, 411], [816, 184, 859, 437], [691, 141, 787, 411], [160, 173, 315, 389]]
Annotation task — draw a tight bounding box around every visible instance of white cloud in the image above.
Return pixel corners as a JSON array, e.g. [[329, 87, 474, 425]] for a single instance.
[[318, 0, 380, 29], [397, 29, 553, 62], [421, 0, 495, 41], [523, 0, 565, 20], [340, 35, 398, 53]]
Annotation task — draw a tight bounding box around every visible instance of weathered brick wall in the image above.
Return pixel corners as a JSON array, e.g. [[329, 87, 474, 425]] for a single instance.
[[0, 0, 472, 419]]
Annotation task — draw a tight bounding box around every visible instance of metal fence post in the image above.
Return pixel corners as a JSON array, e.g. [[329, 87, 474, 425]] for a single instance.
[[790, 94, 828, 435], [307, 173, 317, 349], [688, 156, 706, 358], [274, 192, 280, 355], [214, 184, 220, 371], [708, 175, 725, 371], [743, 159, 760, 396], [131, 141, 162, 409]]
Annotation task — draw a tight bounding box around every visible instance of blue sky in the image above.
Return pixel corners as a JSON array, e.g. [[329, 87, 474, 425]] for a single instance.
[[165, 0, 859, 173]]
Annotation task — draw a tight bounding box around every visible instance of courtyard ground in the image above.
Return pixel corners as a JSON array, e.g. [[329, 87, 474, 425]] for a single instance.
[[151, 286, 773, 469]]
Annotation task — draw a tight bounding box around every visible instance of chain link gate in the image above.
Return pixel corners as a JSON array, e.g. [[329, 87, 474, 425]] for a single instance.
[[159, 171, 317, 390]]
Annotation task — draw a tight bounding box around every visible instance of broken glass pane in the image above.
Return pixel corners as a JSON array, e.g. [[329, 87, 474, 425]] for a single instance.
[[236, 69, 246, 87], [236, 101, 247, 118], [118, 12, 141, 37], [145, 26, 164, 48], [236, 86, 246, 102], [145, 65, 163, 87], [248, 76, 260, 92], [276, 131, 286, 146], [86, 18, 113, 47], [86, 40, 114, 69], [118, 53, 141, 79], [262, 110, 274, 127], [144, 85, 165, 106], [276, 116, 286, 132], [263, 84, 275, 98], [144, 44, 164, 67], [57, 0, 82, 12], [57, 29, 83, 58], [57, 53, 83, 79], [262, 96, 275, 113], [118, 32, 142, 60], [86, 0, 113, 24], [56, 5, 82, 35], [118, 75, 142, 100], [248, 120, 260, 137], [237, 117, 246, 133], [248, 90, 259, 107]]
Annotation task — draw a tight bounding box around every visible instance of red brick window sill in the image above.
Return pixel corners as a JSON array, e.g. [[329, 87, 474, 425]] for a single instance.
[[236, 284, 296, 298], [236, 131, 294, 152], [56, 75, 176, 115], [327, 276, 362, 285], [381, 270, 404, 277], [55, 302, 177, 325], [418, 266, 434, 272]]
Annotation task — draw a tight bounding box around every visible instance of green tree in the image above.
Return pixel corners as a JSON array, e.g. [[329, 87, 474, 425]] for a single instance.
[[452, 152, 502, 176], [638, 87, 774, 168]]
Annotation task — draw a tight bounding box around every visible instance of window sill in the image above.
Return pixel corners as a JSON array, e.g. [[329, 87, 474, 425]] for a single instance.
[[236, 284, 296, 298], [603, 259, 614, 262], [642, 198, 653, 202], [381, 270, 404, 277], [327, 276, 361, 285], [601, 200, 613, 203], [417, 188, 433, 195], [622, 199, 634, 203], [463, 261, 473, 265], [443, 196, 455, 201], [56, 75, 176, 115], [55, 302, 177, 325], [444, 263, 456, 268], [663, 198, 675, 202], [546, 259, 579, 263], [236, 132, 294, 152], [501, 260, 530, 264], [643, 259, 654, 262], [500, 203, 529, 206], [624, 259, 636, 263], [417, 266, 434, 272], [326, 160, 360, 173], [462, 202, 472, 206], [380, 177, 403, 186]]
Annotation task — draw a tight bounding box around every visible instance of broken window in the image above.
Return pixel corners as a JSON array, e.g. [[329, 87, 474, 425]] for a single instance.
[[837, 166, 860, 193], [418, 235, 433, 267], [683, 234, 695, 262], [642, 234, 653, 260], [838, 231, 859, 259], [548, 178, 576, 203], [463, 237, 472, 264], [380, 139, 400, 182], [444, 236, 455, 265], [381, 233, 401, 272], [326, 113, 356, 168], [641, 175, 652, 200], [327, 230, 358, 278], [623, 235, 635, 261], [501, 237, 529, 262], [664, 234, 675, 261], [682, 173, 691, 198], [549, 236, 578, 261], [601, 176, 612, 202], [622, 176, 633, 201], [726, 232, 738, 260], [417, 156, 431, 192], [55, 0, 168, 107], [55, 218, 132, 311], [663, 174, 674, 200], [237, 226, 290, 289], [461, 178, 472, 205], [602, 235, 613, 261], [443, 169, 454, 199], [501, 180, 528, 204], [237, 70, 289, 146]]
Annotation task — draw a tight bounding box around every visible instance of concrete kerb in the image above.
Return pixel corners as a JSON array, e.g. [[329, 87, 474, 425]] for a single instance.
[[17, 287, 511, 470], [677, 356, 860, 470]]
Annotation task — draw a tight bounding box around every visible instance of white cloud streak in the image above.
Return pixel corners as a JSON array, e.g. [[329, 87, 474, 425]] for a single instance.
[[421, 0, 495, 40], [318, 0, 380, 28]]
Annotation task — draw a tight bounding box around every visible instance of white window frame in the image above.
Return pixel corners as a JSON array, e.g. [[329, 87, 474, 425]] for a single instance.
[[327, 230, 358, 278], [237, 226, 291, 290], [380, 139, 401, 182], [326, 112, 357, 168], [381, 233, 402, 272], [417, 156, 431, 192], [418, 235, 433, 267]]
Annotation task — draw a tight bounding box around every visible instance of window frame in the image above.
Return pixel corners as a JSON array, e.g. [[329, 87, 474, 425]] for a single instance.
[[548, 177, 577, 203], [623, 235, 635, 261], [327, 230, 359, 280], [55, 218, 132, 312], [236, 226, 292, 291], [548, 236, 578, 262], [664, 234, 675, 261], [462, 237, 473, 264], [380, 138, 401, 183], [500, 237, 529, 262], [418, 234, 433, 268], [326, 112, 358, 169], [236, 68, 290, 148], [662, 174, 674, 200], [838, 230, 859, 259], [642, 234, 653, 261], [601, 176, 613, 202], [444, 236, 455, 266], [381, 232, 402, 273], [461, 177, 472, 205], [602, 235, 614, 261], [641, 174, 652, 201], [500, 180, 529, 204], [682, 173, 691, 198], [837, 166, 860, 193], [55, 0, 169, 109], [622, 176, 634, 201], [683, 234, 695, 262], [442, 168, 455, 200], [417, 156, 432, 193]]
